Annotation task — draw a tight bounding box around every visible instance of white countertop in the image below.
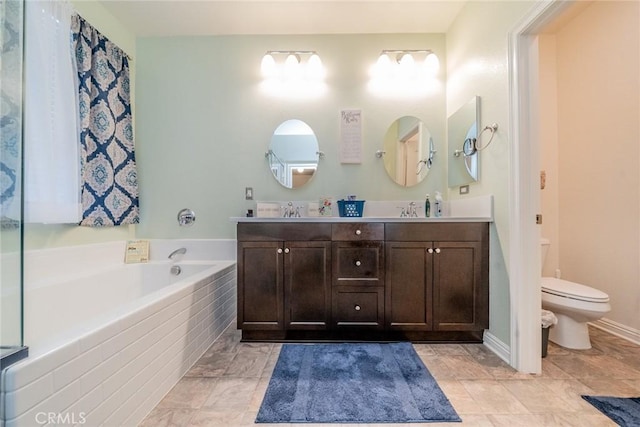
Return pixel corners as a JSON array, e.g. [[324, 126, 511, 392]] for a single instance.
[[232, 216, 492, 223]]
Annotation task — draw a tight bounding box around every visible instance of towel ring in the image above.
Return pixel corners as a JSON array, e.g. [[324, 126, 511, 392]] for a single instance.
[[475, 123, 498, 151]]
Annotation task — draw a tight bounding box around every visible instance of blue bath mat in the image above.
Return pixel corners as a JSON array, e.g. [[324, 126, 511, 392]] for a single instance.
[[582, 395, 640, 426], [256, 342, 461, 423]]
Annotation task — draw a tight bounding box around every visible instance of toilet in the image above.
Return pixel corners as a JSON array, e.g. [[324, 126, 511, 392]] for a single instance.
[[540, 238, 611, 349]]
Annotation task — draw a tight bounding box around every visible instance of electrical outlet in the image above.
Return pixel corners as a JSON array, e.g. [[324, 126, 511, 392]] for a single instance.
[[245, 187, 253, 200]]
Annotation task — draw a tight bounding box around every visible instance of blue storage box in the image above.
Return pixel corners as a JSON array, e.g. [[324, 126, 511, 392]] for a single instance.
[[337, 200, 365, 217]]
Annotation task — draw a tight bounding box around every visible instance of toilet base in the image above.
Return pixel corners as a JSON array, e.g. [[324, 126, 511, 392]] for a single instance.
[[548, 313, 592, 349]]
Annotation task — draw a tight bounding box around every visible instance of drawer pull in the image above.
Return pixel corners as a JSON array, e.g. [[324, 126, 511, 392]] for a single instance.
[[277, 248, 283, 254], [354, 304, 361, 311], [355, 229, 362, 235], [427, 248, 434, 254], [355, 260, 362, 267], [284, 248, 290, 254], [434, 248, 441, 254]]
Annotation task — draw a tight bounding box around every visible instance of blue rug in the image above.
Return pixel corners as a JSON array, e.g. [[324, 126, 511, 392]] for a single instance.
[[582, 395, 640, 427], [256, 342, 461, 423]]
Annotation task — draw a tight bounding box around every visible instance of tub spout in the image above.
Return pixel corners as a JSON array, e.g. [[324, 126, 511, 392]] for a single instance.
[[168, 247, 187, 259]]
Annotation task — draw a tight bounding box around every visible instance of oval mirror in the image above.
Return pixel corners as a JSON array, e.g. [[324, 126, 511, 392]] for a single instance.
[[381, 116, 435, 187], [266, 119, 319, 189], [448, 96, 479, 187]]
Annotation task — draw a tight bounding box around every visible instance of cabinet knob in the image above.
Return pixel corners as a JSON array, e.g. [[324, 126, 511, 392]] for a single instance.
[[284, 248, 290, 254], [435, 248, 441, 254], [354, 304, 361, 311], [355, 229, 362, 235], [427, 248, 434, 254], [277, 248, 283, 254], [355, 260, 362, 267]]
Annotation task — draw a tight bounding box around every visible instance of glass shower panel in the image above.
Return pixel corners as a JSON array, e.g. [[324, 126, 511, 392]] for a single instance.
[[0, 0, 27, 367]]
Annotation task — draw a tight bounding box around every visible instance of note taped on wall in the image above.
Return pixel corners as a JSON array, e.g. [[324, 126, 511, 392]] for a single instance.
[[339, 109, 362, 164], [125, 240, 150, 263]]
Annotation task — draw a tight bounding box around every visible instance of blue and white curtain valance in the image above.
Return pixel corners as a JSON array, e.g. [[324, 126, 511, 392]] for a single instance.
[[72, 14, 139, 226]]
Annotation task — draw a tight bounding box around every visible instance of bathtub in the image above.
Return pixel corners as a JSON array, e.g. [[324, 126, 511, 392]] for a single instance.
[[1, 239, 237, 427]]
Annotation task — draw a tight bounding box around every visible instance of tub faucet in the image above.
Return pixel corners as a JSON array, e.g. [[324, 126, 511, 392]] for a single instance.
[[168, 247, 187, 259]]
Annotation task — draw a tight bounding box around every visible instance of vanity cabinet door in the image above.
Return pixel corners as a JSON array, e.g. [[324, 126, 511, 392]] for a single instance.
[[284, 241, 331, 330], [433, 241, 488, 331], [237, 241, 284, 330], [385, 242, 433, 330]]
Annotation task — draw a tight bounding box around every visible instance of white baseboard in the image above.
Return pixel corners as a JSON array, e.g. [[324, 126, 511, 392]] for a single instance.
[[590, 318, 640, 345], [483, 330, 510, 364]]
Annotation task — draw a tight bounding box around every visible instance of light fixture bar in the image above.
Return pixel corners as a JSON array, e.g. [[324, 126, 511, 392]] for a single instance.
[[380, 49, 434, 54], [265, 50, 318, 55]]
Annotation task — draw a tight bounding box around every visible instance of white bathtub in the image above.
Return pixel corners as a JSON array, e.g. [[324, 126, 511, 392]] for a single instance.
[[1, 240, 237, 427]]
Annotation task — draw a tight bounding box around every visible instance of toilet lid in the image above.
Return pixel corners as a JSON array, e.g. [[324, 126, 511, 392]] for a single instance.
[[541, 277, 610, 303]]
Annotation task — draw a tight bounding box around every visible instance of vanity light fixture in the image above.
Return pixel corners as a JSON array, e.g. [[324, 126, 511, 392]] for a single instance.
[[261, 51, 324, 81], [375, 49, 439, 78]]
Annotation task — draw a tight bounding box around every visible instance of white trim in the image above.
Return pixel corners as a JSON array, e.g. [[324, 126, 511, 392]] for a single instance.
[[591, 318, 640, 346], [508, 0, 577, 374], [483, 330, 510, 364]]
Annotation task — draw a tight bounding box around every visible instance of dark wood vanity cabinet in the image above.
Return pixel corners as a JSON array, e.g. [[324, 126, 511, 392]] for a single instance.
[[385, 223, 489, 334], [237, 223, 332, 333], [237, 221, 488, 342]]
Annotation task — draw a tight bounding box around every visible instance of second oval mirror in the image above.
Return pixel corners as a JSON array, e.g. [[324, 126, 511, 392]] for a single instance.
[[382, 116, 435, 187], [266, 119, 319, 189]]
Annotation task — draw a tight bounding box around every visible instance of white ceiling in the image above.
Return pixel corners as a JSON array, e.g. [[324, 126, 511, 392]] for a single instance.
[[98, 1, 467, 37]]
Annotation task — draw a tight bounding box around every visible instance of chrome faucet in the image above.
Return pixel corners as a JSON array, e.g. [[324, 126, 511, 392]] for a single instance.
[[168, 247, 187, 259], [408, 202, 418, 218]]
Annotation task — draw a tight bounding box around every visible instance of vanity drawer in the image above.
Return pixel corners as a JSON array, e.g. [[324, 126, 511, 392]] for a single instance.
[[332, 223, 384, 241], [333, 242, 383, 281], [332, 286, 384, 329]]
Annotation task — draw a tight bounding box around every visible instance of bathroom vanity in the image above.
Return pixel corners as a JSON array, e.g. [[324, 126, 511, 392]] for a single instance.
[[236, 217, 489, 343]]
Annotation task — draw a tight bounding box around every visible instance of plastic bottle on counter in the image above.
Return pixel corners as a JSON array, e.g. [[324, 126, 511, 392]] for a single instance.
[[425, 194, 431, 218], [434, 191, 443, 217]]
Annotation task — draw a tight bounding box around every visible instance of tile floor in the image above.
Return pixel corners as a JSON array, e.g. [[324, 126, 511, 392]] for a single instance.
[[140, 325, 640, 426]]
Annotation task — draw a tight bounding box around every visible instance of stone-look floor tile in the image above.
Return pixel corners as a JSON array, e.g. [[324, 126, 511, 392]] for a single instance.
[[234, 341, 274, 355], [440, 355, 494, 380], [584, 355, 640, 378], [185, 352, 236, 377], [248, 376, 270, 411], [223, 351, 269, 377], [188, 409, 246, 426], [418, 355, 458, 380], [540, 379, 596, 412], [622, 378, 640, 393], [500, 379, 576, 413], [436, 380, 485, 415], [540, 358, 574, 379], [202, 376, 260, 411], [261, 349, 281, 378], [157, 377, 216, 410], [578, 376, 640, 396], [412, 343, 437, 356], [456, 414, 495, 425], [489, 412, 616, 426], [553, 412, 619, 426], [204, 331, 241, 356], [138, 408, 196, 427], [460, 380, 530, 414], [431, 343, 469, 356]]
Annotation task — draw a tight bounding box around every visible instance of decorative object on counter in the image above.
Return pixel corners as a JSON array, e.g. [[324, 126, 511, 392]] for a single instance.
[[337, 199, 365, 217], [256, 202, 281, 217], [319, 196, 333, 216], [256, 342, 460, 424], [434, 192, 443, 217], [246, 209, 254, 217], [425, 194, 431, 217], [177, 208, 195, 226], [282, 201, 300, 218]]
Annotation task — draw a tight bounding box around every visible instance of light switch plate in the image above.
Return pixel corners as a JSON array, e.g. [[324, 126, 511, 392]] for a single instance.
[[245, 187, 253, 200], [459, 185, 469, 195]]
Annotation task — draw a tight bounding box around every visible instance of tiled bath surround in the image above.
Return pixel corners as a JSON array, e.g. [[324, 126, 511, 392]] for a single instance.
[[0, 240, 236, 427]]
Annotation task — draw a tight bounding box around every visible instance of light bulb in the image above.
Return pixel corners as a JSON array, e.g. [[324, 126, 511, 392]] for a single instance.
[[423, 52, 440, 76], [307, 53, 324, 80], [284, 54, 301, 80], [261, 54, 276, 78], [375, 53, 392, 78], [397, 53, 415, 79]]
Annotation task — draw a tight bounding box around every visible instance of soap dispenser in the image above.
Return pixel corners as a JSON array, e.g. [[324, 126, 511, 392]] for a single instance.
[[434, 191, 443, 217], [425, 194, 431, 218]]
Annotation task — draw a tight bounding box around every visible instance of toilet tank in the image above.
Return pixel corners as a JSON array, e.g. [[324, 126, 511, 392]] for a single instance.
[[540, 237, 550, 272]]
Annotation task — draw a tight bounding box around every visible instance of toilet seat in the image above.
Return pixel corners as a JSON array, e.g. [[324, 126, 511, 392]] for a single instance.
[[541, 277, 609, 303]]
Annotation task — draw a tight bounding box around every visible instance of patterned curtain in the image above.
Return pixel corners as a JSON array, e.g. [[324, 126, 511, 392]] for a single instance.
[[71, 14, 139, 226], [0, 0, 22, 226]]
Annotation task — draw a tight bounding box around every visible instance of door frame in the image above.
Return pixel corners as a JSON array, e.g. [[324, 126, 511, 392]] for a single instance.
[[508, 0, 575, 373]]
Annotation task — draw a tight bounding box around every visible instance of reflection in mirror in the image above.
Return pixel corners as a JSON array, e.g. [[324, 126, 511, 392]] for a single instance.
[[448, 96, 479, 187], [382, 116, 435, 187], [266, 119, 319, 189]]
